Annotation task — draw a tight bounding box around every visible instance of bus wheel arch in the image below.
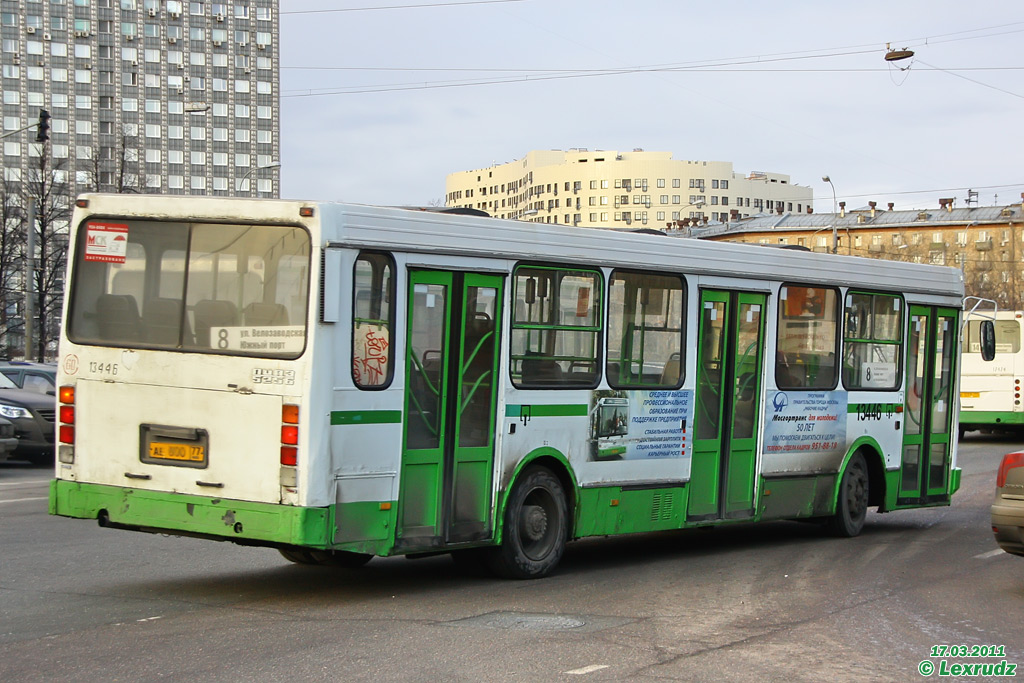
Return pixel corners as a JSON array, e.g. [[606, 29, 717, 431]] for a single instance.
[[490, 452, 576, 579], [501, 449, 578, 540]]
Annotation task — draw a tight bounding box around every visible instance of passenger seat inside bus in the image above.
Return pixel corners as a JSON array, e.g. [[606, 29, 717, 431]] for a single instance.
[[142, 298, 190, 345], [96, 293, 142, 342], [521, 351, 562, 384], [193, 299, 239, 347], [661, 354, 681, 385], [242, 302, 289, 326]]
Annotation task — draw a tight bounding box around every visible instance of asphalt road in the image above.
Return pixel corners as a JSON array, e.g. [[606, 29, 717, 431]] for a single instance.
[[2, 435, 1023, 682]]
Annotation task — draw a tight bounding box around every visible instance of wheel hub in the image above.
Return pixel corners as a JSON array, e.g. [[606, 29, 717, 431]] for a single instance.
[[521, 504, 548, 542]]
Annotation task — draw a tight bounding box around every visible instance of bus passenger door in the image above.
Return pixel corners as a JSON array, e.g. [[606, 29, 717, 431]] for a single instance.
[[399, 270, 504, 548], [900, 306, 957, 504], [688, 290, 766, 521]]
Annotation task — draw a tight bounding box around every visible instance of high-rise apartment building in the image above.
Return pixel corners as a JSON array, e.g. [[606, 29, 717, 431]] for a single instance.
[[446, 149, 813, 229], [1, 0, 280, 198]]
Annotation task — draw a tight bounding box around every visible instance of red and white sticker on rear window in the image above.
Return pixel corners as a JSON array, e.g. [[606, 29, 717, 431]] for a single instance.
[[84, 222, 129, 264]]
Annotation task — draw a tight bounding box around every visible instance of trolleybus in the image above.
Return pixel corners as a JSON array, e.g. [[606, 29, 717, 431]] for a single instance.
[[49, 194, 989, 578]]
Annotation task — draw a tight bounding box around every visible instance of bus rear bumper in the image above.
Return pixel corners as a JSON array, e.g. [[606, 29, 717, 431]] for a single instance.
[[49, 479, 331, 548], [959, 411, 1024, 429]]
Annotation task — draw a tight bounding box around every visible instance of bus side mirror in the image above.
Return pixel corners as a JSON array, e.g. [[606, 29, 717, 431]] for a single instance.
[[980, 320, 996, 362]]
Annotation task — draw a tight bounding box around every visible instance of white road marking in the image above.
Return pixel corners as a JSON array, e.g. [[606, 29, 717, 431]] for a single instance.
[[137, 616, 163, 623], [0, 496, 47, 504], [564, 665, 610, 675], [974, 548, 1005, 559], [0, 480, 51, 486]]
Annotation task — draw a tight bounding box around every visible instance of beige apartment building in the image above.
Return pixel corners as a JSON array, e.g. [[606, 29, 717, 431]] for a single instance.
[[445, 149, 813, 229], [695, 197, 1024, 309]]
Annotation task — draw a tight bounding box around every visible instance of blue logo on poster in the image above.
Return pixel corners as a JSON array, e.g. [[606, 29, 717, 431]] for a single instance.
[[772, 392, 788, 413]]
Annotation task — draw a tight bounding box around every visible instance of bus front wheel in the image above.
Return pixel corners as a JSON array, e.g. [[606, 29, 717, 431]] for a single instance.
[[827, 452, 869, 537], [488, 466, 568, 579]]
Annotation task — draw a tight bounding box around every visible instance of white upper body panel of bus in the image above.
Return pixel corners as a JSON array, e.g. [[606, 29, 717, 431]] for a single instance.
[[70, 193, 965, 305]]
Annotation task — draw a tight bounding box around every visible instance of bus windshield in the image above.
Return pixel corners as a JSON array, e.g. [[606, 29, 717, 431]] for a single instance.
[[67, 219, 310, 358]]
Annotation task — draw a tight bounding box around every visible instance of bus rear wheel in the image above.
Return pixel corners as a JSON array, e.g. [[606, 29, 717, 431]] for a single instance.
[[487, 466, 568, 579], [827, 452, 869, 537]]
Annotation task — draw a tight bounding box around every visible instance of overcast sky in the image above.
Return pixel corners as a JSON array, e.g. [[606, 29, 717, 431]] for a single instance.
[[278, 1, 1023, 213]]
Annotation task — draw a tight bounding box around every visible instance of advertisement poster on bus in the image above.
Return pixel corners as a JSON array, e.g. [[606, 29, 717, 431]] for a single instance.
[[589, 389, 692, 461], [762, 390, 847, 457]]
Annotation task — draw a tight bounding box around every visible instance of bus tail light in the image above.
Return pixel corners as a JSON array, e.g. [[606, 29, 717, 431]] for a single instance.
[[58, 385, 76, 463], [996, 451, 1024, 488], [281, 404, 299, 467]]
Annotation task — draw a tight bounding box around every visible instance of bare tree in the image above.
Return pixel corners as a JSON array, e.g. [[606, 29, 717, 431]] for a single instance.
[[0, 177, 26, 357], [82, 129, 144, 194], [22, 152, 72, 361]]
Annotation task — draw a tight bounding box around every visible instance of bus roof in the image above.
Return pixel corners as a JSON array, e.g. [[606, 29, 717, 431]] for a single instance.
[[72, 193, 965, 304]]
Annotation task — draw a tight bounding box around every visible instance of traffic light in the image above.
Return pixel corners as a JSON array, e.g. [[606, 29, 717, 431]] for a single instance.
[[35, 109, 50, 143]]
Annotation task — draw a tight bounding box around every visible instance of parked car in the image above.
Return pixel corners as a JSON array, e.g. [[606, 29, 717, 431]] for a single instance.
[[0, 361, 57, 395], [0, 372, 55, 465], [0, 417, 18, 462], [992, 450, 1024, 557]]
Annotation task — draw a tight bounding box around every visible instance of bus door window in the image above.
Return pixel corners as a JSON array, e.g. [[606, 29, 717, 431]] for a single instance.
[[459, 285, 498, 448], [732, 302, 761, 440], [406, 282, 448, 450], [696, 300, 726, 438], [929, 315, 956, 490]]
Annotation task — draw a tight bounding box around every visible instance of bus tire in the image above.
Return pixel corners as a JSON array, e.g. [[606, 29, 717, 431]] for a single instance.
[[310, 549, 373, 568], [827, 452, 869, 537], [487, 466, 568, 579], [279, 548, 372, 567], [278, 548, 318, 564]]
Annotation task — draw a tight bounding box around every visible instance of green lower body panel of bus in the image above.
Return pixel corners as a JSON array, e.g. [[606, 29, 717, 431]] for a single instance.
[[959, 411, 1024, 428], [49, 480, 333, 548]]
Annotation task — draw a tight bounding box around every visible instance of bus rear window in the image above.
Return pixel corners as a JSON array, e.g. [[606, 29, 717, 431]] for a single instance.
[[67, 220, 310, 358], [966, 319, 1019, 354]]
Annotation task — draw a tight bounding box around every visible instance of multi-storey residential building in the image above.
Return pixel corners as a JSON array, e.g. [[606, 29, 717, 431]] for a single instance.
[[694, 197, 1024, 309], [445, 149, 813, 229], [1, 0, 280, 198]]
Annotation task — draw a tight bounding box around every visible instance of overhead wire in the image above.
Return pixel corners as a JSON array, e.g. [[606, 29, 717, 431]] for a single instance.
[[279, 20, 1024, 98]]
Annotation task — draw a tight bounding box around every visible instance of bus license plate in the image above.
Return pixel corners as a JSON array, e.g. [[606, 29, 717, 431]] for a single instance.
[[960, 392, 980, 398], [148, 441, 205, 462]]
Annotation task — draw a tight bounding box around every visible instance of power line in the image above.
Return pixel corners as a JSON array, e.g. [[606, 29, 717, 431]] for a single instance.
[[916, 59, 1024, 100], [280, 64, 1024, 98], [279, 21, 1024, 98]]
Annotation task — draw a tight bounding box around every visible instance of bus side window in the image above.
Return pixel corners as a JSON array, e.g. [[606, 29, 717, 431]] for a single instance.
[[352, 252, 395, 389], [776, 284, 839, 390]]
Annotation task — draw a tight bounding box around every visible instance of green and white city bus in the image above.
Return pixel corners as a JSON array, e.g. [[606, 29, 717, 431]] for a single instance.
[[50, 194, 981, 578], [960, 310, 1023, 433]]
